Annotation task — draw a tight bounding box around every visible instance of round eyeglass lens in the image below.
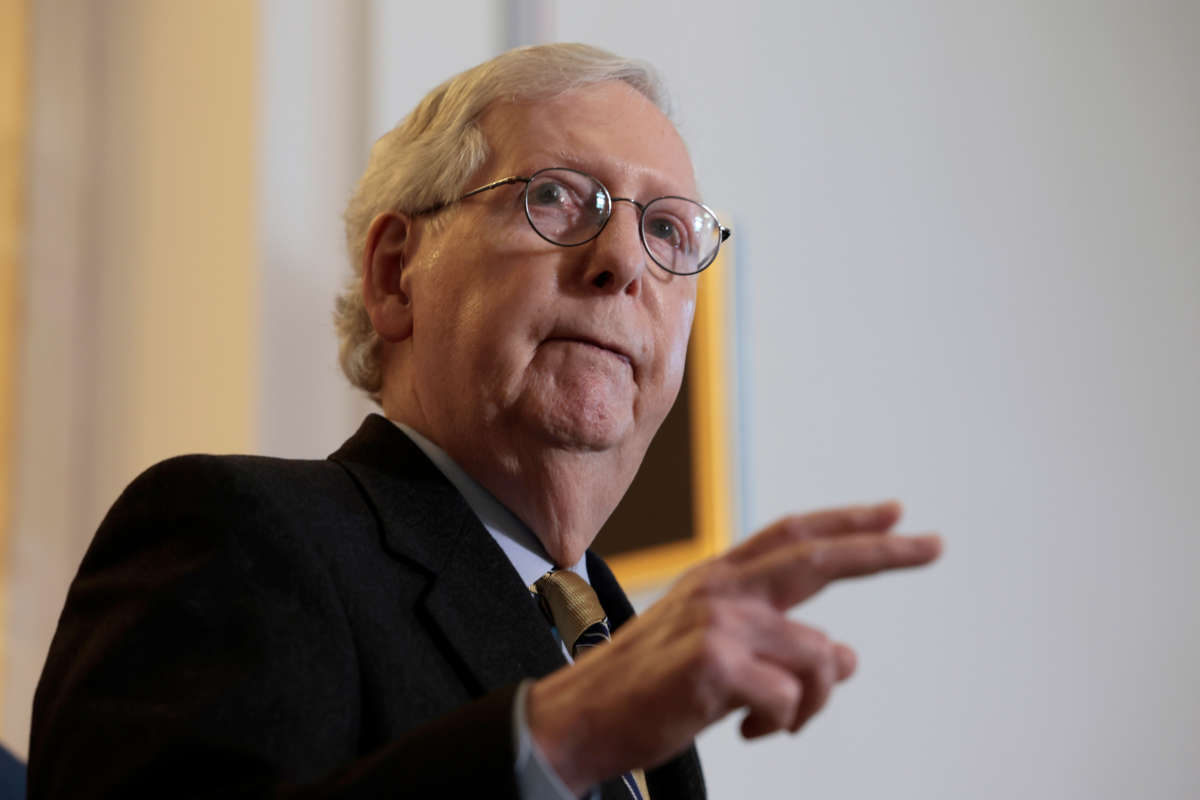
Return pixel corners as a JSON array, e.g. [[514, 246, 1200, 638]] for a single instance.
[[642, 197, 721, 275], [523, 168, 611, 246]]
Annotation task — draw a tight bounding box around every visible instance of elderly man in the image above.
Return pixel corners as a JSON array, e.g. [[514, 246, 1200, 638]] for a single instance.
[[29, 44, 940, 799]]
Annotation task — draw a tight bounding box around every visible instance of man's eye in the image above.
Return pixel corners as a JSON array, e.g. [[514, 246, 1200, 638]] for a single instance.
[[531, 181, 572, 207], [646, 216, 685, 248]]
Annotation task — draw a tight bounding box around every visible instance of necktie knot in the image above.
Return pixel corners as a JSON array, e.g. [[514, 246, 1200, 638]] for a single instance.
[[534, 570, 609, 656]]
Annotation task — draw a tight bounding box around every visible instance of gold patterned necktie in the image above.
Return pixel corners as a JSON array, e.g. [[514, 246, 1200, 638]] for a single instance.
[[534, 570, 651, 800]]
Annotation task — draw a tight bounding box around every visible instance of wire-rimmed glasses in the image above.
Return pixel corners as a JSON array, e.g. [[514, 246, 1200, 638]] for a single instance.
[[419, 166, 731, 275]]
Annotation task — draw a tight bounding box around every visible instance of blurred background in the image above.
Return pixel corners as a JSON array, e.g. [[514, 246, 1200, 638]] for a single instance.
[[2, 0, 1198, 796]]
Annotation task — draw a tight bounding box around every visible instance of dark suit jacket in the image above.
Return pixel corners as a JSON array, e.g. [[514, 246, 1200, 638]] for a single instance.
[[29, 414, 705, 798]]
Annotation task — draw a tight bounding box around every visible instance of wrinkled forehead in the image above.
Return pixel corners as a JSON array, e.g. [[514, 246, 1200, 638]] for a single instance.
[[476, 81, 698, 201]]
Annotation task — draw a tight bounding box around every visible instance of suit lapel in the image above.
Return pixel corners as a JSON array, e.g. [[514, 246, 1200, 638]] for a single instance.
[[331, 415, 565, 694], [420, 534, 567, 691], [334, 416, 705, 797], [587, 550, 635, 632]]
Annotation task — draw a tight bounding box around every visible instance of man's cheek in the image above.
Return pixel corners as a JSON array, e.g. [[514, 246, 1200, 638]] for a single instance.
[[664, 296, 697, 380]]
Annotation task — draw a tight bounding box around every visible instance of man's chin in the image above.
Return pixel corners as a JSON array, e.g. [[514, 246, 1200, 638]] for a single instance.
[[527, 400, 636, 454], [537, 416, 633, 453]]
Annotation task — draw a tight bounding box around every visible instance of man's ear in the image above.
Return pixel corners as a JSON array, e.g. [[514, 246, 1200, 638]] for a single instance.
[[362, 211, 416, 342]]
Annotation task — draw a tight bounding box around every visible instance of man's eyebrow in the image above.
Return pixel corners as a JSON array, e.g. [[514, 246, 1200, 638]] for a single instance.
[[528, 151, 698, 201], [515, 150, 600, 178]]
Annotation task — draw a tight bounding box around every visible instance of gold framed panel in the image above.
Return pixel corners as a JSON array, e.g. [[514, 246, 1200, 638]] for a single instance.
[[593, 246, 737, 591]]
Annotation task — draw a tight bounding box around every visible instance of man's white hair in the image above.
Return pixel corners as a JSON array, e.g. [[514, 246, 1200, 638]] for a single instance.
[[335, 43, 671, 400]]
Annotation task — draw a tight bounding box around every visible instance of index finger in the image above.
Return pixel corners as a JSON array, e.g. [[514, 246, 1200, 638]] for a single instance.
[[739, 532, 943, 610], [725, 501, 904, 566]]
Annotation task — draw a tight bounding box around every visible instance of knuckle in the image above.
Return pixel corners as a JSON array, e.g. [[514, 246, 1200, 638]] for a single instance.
[[776, 675, 803, 715], [803, 542, 828, 574], [704, 603, 736, 635], [686, 634, 739, 716], [816, 650, 838, 688], [835, 643, 858, 677], [802, 644, 840, 718], [776, 515, 808, 542], [681, 593, 730, 637], [801, 625, 832, 653], [684, 561, 738, 600], [697, 627, 733, 675]]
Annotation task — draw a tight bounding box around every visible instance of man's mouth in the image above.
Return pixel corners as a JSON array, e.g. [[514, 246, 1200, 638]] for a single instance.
[[546, 335, 633, 368]]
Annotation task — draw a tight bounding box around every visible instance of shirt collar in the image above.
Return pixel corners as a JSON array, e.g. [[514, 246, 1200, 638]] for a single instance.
[[391, 420, 589, 588]]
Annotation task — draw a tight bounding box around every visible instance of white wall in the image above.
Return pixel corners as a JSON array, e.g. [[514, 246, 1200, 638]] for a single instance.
[[258, 0, 374, 457], [256, 0, 502, 455], [552, 1, 1199, 797]]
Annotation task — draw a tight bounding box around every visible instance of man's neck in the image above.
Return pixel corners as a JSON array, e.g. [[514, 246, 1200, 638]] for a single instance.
[[383, 417, 628, 568], [478, 444, 641, 567], [391, 420, 590, 585]]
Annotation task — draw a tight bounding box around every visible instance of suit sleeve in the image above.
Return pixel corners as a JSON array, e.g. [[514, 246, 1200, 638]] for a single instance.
[[27, 456, 523, 799]]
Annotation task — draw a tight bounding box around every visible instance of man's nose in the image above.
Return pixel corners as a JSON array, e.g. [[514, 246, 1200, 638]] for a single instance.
[[582, 200, 648, 294]]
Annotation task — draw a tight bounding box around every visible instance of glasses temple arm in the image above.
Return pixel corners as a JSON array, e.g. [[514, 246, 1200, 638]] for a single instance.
[[460, 176, 528, 199]]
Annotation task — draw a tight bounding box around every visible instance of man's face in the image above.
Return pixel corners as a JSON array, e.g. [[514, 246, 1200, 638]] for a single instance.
[[399, 81, 699, 487]]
